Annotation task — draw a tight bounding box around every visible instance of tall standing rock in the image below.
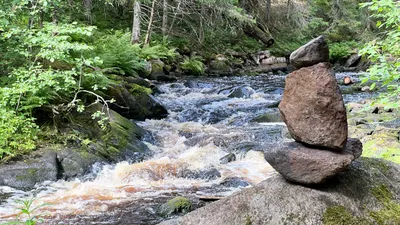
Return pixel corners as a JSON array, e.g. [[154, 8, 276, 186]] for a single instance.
[[279, 62, 348, 150], [290, 36, 329, 69]]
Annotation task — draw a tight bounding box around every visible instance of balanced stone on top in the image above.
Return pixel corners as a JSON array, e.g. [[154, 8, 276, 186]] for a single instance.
[[290, 35, 329, 70], [278, 62, 348, 150]]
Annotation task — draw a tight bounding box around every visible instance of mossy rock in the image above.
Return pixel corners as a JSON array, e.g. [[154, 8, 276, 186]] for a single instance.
[[158, 196, 192, 217], [208, 59, 233, 75], [104, 83, 168, 120], [160, 158, 400, 225]]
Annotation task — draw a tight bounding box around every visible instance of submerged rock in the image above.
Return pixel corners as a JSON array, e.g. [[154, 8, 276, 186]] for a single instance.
[[161, 157, 400, 225], [279, 63, 348, 150], [251, 111, 282, 123], [290, 35, 329, 69], [264, 138, 363, 185]]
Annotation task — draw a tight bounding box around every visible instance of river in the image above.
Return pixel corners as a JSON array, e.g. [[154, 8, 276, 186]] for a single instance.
[[0, 72, 373, 224]]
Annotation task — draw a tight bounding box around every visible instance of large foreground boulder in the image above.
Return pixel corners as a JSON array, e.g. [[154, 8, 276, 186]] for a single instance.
[[264, 138, 362, 185], [290, 36, 329, 69], [279, 62, 348, 150], [161, 157, 400, 225]]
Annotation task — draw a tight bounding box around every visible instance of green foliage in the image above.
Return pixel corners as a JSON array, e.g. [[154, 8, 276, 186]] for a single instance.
[[180, 57, 205, 75], [359, 0, 400, 108], [0, 2, 111, 156], [1, 198, 47, 225], [94, 31, 176, 76], [329, 41, 359, 63], [94, 31, 144, 76], [0, 109, 38, 159]]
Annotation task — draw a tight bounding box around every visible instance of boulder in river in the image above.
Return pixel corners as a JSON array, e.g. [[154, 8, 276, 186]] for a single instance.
[[279, 62, 348, 150], [264, 138, 363, 185], [105, 83, 168, 120], [160, 157, 400, 225], [228, 86, 255, 98], [290, 35, 329, 69], [345, 53, 362, 68]]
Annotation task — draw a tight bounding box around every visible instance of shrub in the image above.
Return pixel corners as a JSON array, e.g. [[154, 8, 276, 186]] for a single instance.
[[0, 109, 38, 158], [94, 31, 144, 76], [329, 41, 359, 63], [180, 57, 205, 75], [359, 0, 400, 108]]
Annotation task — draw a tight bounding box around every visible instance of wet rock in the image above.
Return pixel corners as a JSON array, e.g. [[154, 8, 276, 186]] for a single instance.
[[290, 36, 329, 69], [158, 197, 192, 217], [208, 58, 233, 76], [264, 138, 362, 185], [227, 86, 255, 98], [178, 168, 221, 181], [361, 86, 371, 92], [279, 63, 348, 150], [251, 111, 282, 123], [0, 150, 58, 190], [220, 153, 236, 164], [161, 157, 400, 225], [105, 83, 168, 120], [345, 54, 362, 68], [155, 75, 178, 82], [220, 177, 250, 188]]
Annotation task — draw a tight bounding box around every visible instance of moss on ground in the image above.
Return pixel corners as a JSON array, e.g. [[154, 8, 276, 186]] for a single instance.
[[322, 206, 371, 225], [370, 184, 400, 225]]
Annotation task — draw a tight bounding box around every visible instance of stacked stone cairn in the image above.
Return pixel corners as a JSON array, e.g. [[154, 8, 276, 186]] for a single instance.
[[264, 36, 363, 185]]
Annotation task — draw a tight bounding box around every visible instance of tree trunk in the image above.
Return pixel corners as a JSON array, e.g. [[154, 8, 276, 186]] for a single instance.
[[162, 0, 168, 37], [144, 0, 156, 45], [287, 0, 291, 20], [244, 24, 274, 47], [266, 0, 271, 22], [131, 1, 141, 44], [52, 2, 58, 24], [84, 0, 93, 24]]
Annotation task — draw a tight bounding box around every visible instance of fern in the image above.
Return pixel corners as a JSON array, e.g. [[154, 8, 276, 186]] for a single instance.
[[180, 57, 205, 75]]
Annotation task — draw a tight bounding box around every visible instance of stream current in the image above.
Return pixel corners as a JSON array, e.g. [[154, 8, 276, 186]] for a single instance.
[[0, 73, 372, 224]]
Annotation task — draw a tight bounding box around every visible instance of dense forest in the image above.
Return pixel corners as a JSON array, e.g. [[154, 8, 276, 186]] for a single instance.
[[1, 0, 392, 158], [0, 0, 399, 162]]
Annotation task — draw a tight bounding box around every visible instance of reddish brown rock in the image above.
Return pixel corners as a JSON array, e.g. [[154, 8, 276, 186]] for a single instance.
[[264, 138, 363, 185], [279, 62, 348, 150]]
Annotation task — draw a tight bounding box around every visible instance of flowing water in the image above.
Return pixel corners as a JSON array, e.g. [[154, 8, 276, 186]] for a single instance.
[[0, 72, 373, 224]]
